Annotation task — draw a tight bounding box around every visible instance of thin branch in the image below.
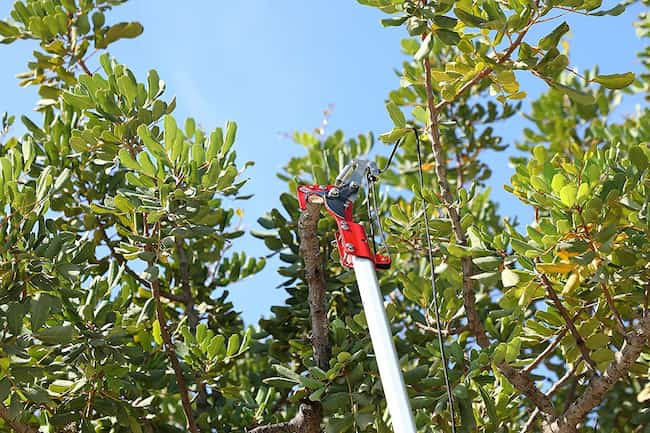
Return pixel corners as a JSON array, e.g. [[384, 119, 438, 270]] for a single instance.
[[523, 361, 581, 433], [0, 403, 38, 433], [600, 282, 626, 334], [175, 237, 198, 331], [643, 279, 650, 318], [537, 273, 597, 372], [100, 225, 188, 304], [77, 58, 92, 75], [98, 225, 149, 287], [524, 325, 569, 374], [150, 270, 200, 433], [434, 18, 536, 113], [249, 200, 329, 433], [544, 316, 650, 433], [524, 309, 585, 374]]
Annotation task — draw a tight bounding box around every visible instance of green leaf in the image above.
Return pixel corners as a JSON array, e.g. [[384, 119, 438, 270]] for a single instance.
[[273, 365, 302, 383], [592, 72, 635, 89], [379, 127, 409, 144], [0, 378, 11, 401], [433, 15, 458, 29], [559, 184, 577, 208], [223, 121, 237, 155], [152, 319, 163, 345], [629, 146, 648, 170], [501, 268, 519, 287], [454, 8, 486, 27], [538, 22, 569, 50], [549, 82, 595, 105], [505, 337, 521, 363], [385, 101, 406, 128], [380, 16, 408, 27], [103, 22, 144, 47], [36, 325, 74, 344], [118, 149, 141, 171], [551, 173, 567, 193], [226, 334, 240, 357], [590, 4, 626, 16], [207, 335, 225, 359], [585, 333, 609, 350], [62, 92, 94, 110], [477, 385, 497, 425], [0, 20, 20, 37], [437, 29, 460, 46], [196, 323, 207, 342], [137, 124, 167, 160], [262, 377, 296, 389]]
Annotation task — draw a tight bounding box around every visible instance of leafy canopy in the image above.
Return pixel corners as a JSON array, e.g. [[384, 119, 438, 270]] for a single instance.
[[0, 0, 649, 433]]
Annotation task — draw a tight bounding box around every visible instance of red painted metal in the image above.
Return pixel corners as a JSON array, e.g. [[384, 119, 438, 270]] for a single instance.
[[297, 184, 391, 270]]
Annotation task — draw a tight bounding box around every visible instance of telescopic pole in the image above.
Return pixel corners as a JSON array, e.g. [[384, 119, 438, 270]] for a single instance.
[[352, 256, 417, 433]]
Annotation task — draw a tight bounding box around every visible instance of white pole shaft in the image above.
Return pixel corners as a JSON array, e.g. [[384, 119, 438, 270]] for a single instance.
[[352, 256, 417, 433]]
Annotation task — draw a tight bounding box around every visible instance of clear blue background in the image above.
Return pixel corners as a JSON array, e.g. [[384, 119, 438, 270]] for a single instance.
[[1, 1, 646, 323]]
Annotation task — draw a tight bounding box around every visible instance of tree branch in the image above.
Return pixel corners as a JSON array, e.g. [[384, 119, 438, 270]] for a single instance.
[[421, 23, 555, 416], [522, 360, 581, 433], [537, 272, 597, 372], [249, 200, 329, 433], [175, 237, 198, 331], [150, 273, 200, 433], [544, 316, 650, 433], [524, 310, 585, 374], [299, 200, 331, 370], [248, 403, 321, 433], [0, 403, 37, 433], [434, 18, 536, 112]]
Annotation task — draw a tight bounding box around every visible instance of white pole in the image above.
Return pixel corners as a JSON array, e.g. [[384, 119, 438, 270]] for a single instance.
[[352, 255, 417, 433]]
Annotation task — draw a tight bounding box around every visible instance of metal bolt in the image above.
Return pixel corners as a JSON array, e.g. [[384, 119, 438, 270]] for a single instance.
[[329, 188, 340, 198], [350, 182, 359, 191], [340, 221, 349, 230], [345, 243, 355, 252]]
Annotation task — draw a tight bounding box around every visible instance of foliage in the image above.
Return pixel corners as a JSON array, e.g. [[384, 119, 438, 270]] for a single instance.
[[0, 1, 265, 432], [0, 0, 648, 433]]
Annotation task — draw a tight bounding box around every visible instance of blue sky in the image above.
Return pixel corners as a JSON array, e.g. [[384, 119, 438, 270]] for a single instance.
[[1, 1, 646, 323]]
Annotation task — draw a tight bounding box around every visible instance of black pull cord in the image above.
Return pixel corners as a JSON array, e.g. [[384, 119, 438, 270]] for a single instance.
[[378, 128, 457, 432], [413, 127, 457, 433]]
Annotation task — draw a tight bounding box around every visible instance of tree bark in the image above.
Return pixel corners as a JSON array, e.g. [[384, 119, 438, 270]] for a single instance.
[[0, 403, 38, 433], [542, 316, 650, 433], [249, 200, 329, 433]]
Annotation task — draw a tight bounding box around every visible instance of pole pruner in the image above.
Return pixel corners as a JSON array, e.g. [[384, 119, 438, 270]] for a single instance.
[[297, 159, 417, 433]]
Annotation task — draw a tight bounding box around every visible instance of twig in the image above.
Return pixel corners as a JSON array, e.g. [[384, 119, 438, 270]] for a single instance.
[[150, 269, 200, 433], [175, 237, 198, 331], [77, 58, 92, 75], [524, 308, 585, 374], [643, 280, 650, 317], [0, 403, 37, 433], [537, 273, 597, 372], [248, 200, 329, 433], [98, 225, 149, 288], [524, 325, 570, 374], [543, 316, 650, 433], [600, 282, 626, 334]]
